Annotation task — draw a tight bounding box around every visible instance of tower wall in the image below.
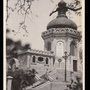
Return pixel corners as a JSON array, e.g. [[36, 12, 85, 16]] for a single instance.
[[42, 27, 81, 73]]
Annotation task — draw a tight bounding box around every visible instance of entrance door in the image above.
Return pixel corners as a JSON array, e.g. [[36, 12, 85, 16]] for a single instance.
[[73, 60, 77, 72]]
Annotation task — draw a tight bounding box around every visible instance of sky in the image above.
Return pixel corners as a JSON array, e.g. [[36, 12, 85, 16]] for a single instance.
[[6, 0, 82, 50]]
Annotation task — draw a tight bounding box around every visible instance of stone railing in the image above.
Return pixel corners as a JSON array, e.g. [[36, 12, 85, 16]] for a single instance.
[[26, 81, 51, 90], [17, 49, 54, 57]]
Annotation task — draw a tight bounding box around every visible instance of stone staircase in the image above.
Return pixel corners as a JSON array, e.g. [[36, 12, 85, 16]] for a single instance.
[[26, 69, 71, 90], [50, 81, 68, 90], [26, 80, 69, 90], [48, 69, 71, 82], [26, 69, 81, 90]]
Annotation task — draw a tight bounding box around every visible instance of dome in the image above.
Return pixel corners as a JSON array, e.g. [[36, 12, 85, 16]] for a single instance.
[[47, 16, 77, 30], [47, 0, 77, 30]]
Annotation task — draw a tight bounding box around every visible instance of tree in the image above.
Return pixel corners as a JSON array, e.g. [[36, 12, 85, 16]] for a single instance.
[[67, 76, 82, 90], [6, 37, 31, 71], [50, 0, 82, 16], [6, 0, 36, 33], [23, 44, 31, 50], [8, 67, 37, 89], [6, 0, 82, 33], [6, 38, 15, 57]]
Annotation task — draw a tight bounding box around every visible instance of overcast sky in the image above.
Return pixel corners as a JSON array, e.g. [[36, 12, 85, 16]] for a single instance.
[[6, 0, 82, 50]]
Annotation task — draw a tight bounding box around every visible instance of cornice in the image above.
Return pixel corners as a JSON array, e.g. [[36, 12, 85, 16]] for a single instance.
[[42, 28, 81, 40]]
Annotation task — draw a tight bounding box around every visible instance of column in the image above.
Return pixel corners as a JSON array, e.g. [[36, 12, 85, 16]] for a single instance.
[[27, 55, 30, 68], [35, 56, 38, 63], [43, 57, 46, 72], [7, 76, 13, 90], [31, 55, 33, 63], [49, 57, 53, 71], [29, 55, 32, 68], [43, 57, 46, 65]]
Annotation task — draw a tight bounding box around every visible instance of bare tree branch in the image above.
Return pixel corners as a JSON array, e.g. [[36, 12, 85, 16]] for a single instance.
[[67, 7, 82, 11], [6, 0, 35, 33], [6, 0, 82, 33]]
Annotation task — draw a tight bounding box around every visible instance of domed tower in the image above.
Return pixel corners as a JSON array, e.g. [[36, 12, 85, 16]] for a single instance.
[[42, 0, 81, 75]]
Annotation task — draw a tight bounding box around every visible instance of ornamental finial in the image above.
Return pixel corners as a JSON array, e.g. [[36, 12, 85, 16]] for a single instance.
[[49, 0, 82, 17], [49, 0, 67, 17]]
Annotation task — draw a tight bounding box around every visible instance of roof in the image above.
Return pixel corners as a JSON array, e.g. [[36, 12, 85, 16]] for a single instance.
[[47, 16, 77, 30], [47, 0, 77, 30]]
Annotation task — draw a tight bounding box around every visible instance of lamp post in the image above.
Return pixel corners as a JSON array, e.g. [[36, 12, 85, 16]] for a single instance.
[[62, 51, 69, 82]]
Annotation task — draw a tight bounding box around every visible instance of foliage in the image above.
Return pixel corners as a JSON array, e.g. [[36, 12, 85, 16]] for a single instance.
[[8, 68, 37, 89], [67, 0, 82, 16], [6, 38, 31, 55], [20, 69, 37, 88], [23, 44, 31, 50], [67, 76, 82, 90], [6, 37, 31, 71], [7, 68, 13, 76]]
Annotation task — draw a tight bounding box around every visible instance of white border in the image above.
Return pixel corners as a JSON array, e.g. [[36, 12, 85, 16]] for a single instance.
[[3, 0, 6, 90], [3, 0, 85, 90], [82, 0, 85, 90]]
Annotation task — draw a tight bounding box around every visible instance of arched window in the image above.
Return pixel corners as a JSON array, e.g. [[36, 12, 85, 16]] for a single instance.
[[56, 41, 64, 58], [46, 58, 48, 64], [38, 57, 43, 62], [32, 56, 36, 63], [70, 41, 76, 56], [47, 42, 51, 51]]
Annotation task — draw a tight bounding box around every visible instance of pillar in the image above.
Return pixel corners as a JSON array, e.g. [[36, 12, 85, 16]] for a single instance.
[[49, 57, 53, 70], [7, 76, 13, 90], [27, 55, 30, 68], [35, 56, 38, 63], [29, 55, 32, 68]]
